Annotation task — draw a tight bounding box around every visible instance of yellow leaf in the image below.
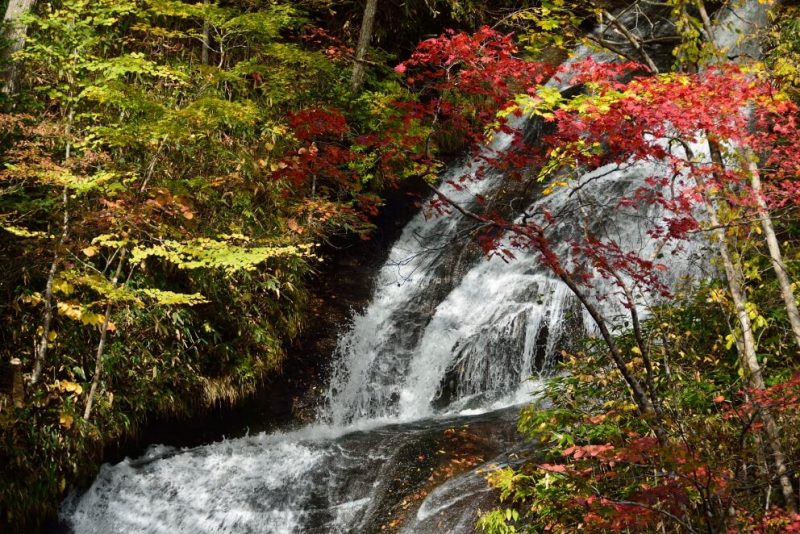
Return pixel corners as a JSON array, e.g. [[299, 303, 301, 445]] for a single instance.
[[23, 292, 44, 306], [59, 413, 74, 429], [52, 279, 74, 296], [82, 246, 98, 257], [58, 301, 84, 322], [2, 224, 51, 239], [61, 380, 83, 395], [106, 321, 117, 333], [47, 330, 58, 342], [60, 380, 83, 395], [79, 310, 106, 326]]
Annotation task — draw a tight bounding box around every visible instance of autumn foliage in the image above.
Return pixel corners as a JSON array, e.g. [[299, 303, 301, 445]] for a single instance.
[[388, 20, 800, 534], [2, 0, 800, 531]]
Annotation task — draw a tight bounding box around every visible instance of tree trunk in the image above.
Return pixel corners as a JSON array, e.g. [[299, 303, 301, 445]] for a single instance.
[[31, 111, 73, 385], [2, 0, 36, 95], [695, 1, 795, 510], [709, 140, 800, 347], [747, 161, 800, 349], [10, 357, 24, 408], [350, 0, 378, 92], [83, 248, 126, 421], [694, 149, 796, 512], [557, 270, 663, 431], [31, 184, 68, 385], [578, 200, 664, 420], [201, 0, 210, 66]]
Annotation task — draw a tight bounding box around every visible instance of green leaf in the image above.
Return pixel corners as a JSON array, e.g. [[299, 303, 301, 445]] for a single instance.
[[138, 289, 208, 306]]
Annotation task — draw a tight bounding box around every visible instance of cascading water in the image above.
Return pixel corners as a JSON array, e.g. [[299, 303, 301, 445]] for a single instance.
[[57, 3, 769, 533]]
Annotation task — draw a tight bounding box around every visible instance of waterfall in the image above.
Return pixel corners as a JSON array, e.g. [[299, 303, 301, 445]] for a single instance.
[[57, 2, 771, 533], [327, 139, 717, 424], [321, 124, 519, 427], [322, 42, 640, 427]]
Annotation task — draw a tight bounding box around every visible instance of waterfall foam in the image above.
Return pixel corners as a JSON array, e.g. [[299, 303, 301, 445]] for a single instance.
[[330, 146, 711, 424]]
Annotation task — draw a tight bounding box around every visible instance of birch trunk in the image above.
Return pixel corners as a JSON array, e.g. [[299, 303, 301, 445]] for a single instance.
[[695, 0, 795, 509], [694, 161, 796, 512], [747, 161, 800, 349]]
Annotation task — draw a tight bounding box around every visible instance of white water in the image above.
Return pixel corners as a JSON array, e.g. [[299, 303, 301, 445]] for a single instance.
[[58, 3, 770, 533]]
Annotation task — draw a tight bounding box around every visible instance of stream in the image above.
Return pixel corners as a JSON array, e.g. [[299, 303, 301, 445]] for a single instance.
[[57, 3, 768, 532]]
